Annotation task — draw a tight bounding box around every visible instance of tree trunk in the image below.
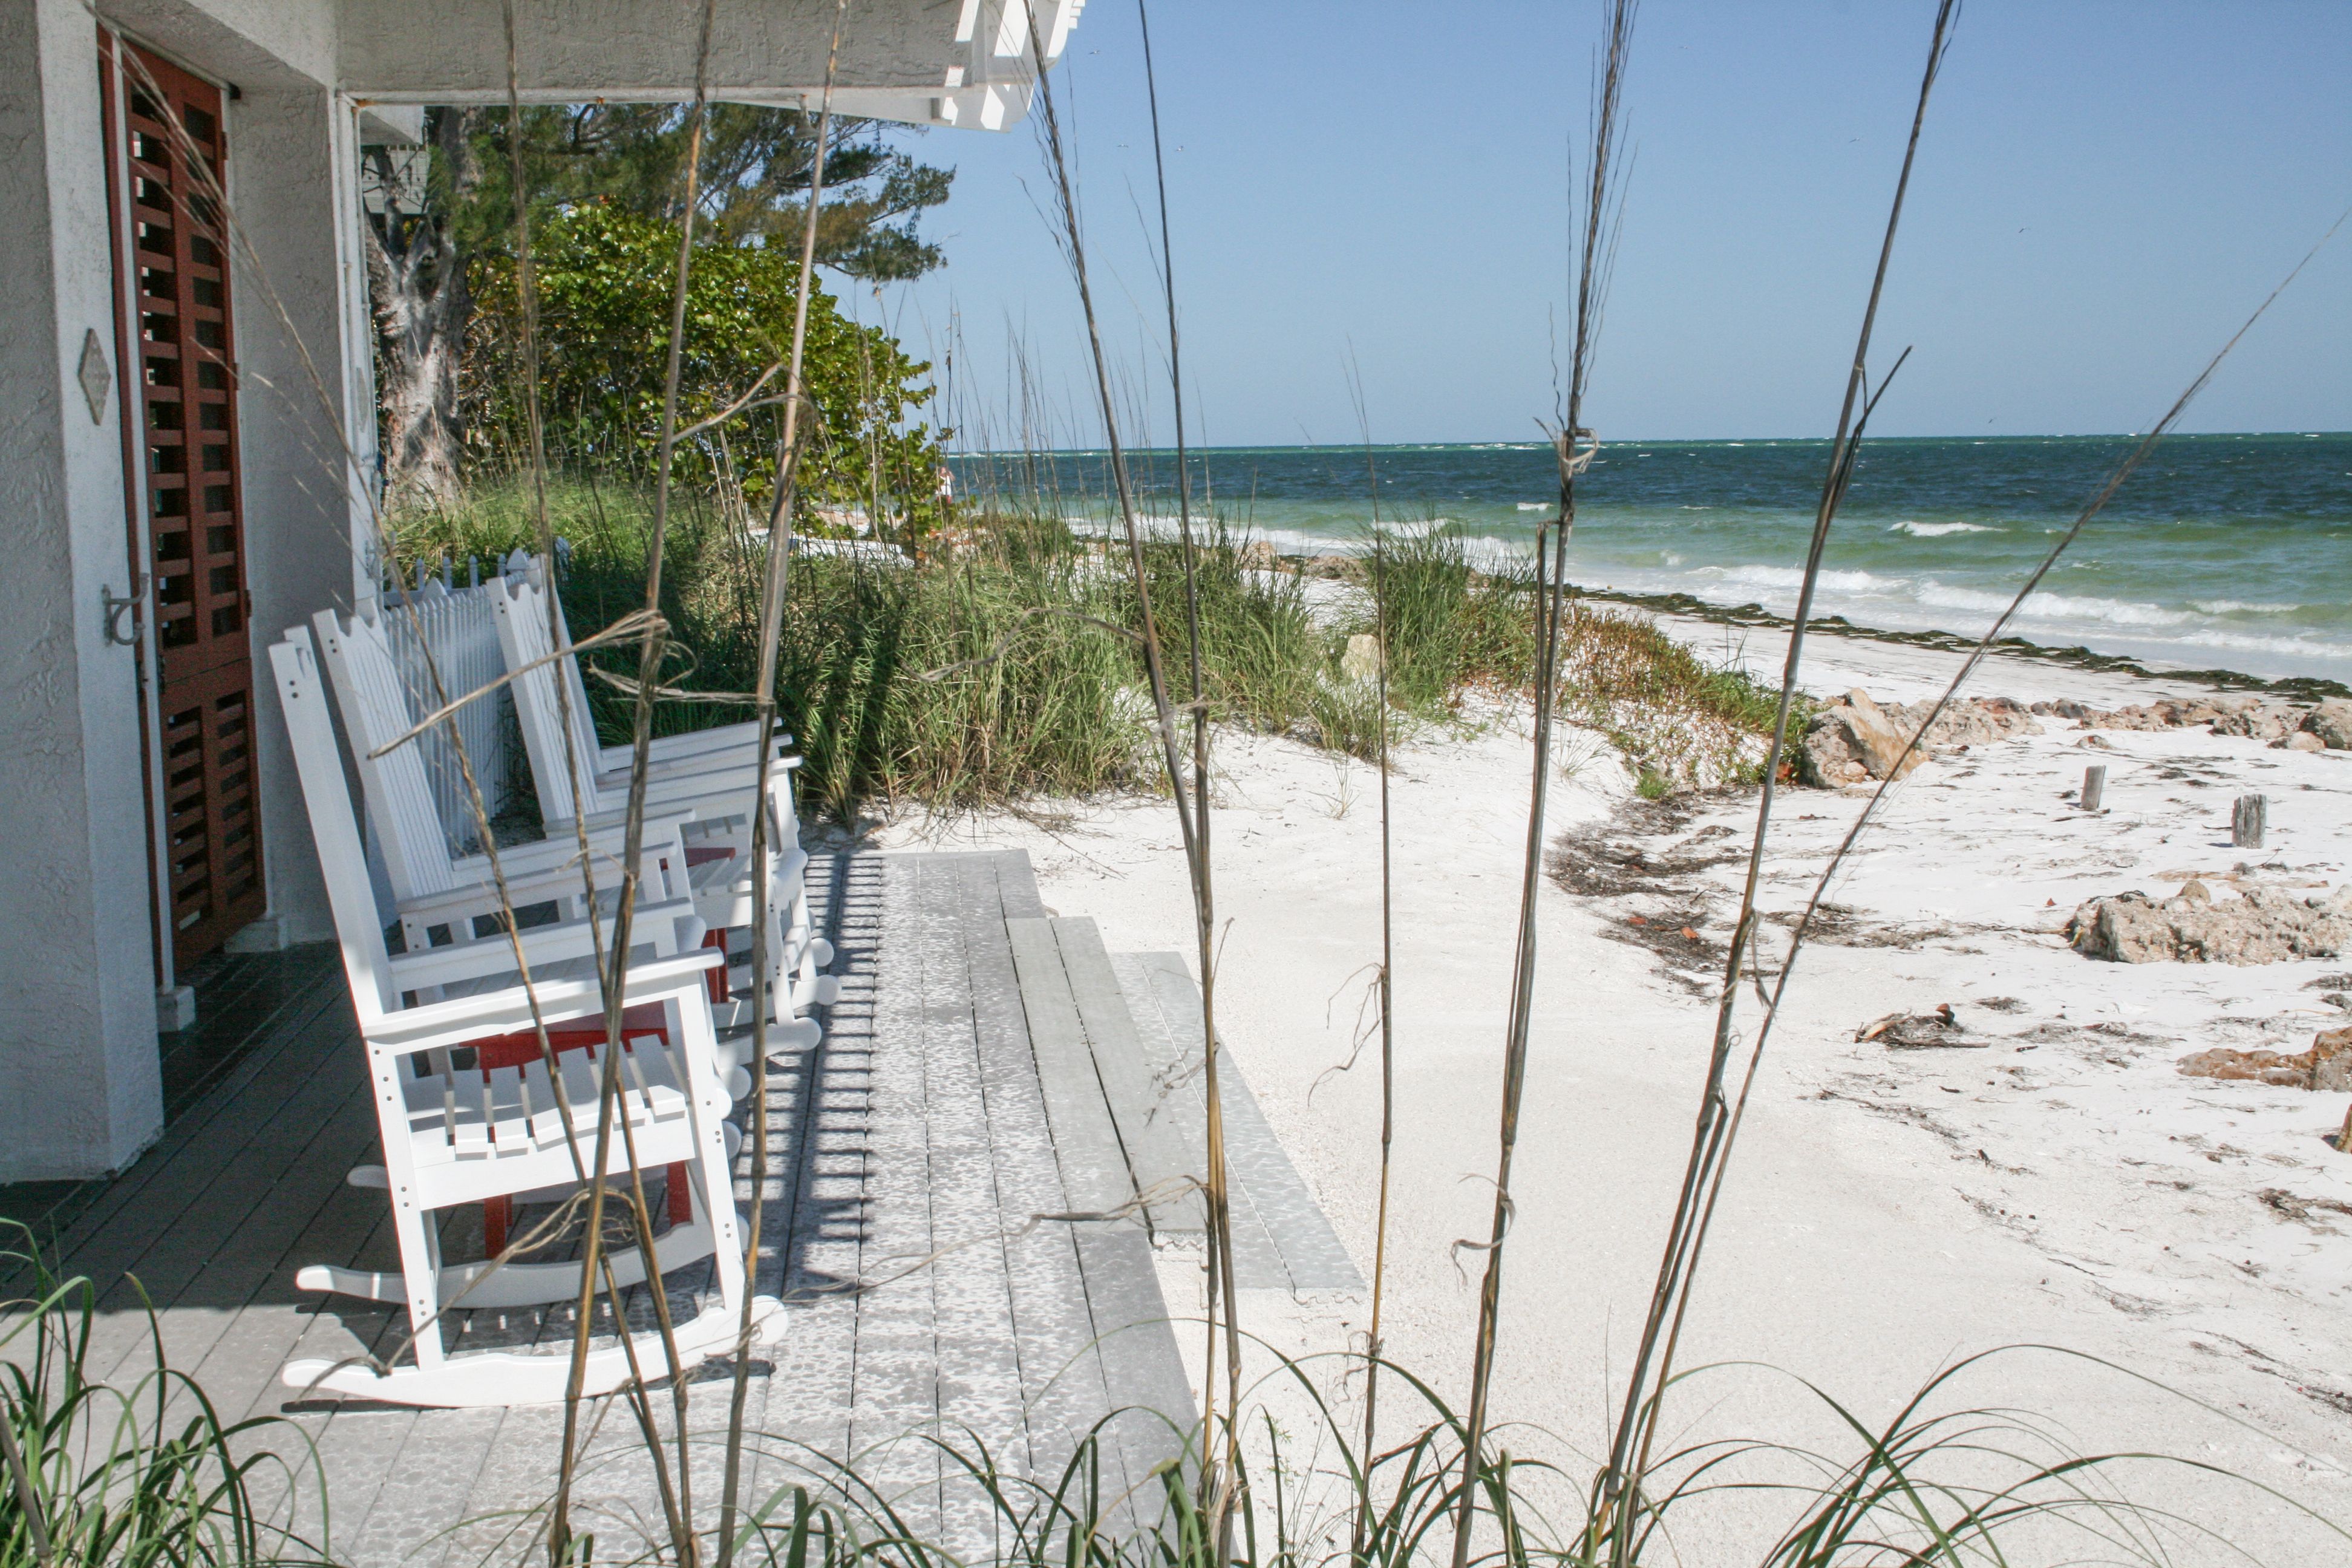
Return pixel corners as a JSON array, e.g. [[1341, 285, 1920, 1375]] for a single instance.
[[365, 108, 477, 512]]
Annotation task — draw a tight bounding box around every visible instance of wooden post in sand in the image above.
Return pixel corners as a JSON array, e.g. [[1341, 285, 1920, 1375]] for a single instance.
[[2080, 765, 2106, 813], [2233, 794, 2267, 849]]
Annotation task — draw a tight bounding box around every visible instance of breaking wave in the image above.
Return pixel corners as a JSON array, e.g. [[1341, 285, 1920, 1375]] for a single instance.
[[1889, 520, 2001, 537]]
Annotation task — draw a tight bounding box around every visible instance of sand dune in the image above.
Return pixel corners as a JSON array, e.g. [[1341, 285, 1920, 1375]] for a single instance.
[[867, 617, 2352, 1557]]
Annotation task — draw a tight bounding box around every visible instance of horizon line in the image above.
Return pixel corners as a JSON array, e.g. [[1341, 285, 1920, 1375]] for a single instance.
[[946, 429, 2352, 456]]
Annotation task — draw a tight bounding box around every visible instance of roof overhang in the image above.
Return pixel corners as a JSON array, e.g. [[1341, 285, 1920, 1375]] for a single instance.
[[340, 0, 1082, 131]]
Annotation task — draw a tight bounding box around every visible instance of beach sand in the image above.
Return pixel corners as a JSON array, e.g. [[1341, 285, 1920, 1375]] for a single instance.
[[860, 618, 2352, 1557]]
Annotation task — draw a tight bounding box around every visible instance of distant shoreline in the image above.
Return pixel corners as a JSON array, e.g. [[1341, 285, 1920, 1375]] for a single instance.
[[1563, 579, 2352, 702]]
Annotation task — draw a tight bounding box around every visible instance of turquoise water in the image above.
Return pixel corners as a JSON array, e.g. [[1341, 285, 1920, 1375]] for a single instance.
[[955, 434, 2352, 682]]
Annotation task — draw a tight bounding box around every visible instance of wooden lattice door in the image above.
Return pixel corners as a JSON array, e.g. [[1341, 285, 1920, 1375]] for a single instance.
[[100, 36, 265, 969]]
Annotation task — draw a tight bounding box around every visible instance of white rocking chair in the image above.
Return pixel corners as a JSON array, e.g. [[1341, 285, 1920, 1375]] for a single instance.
[[304, 610, 761, 1247], [498, 554, 788, 790], [487, 574, 837, 1020], [269, 631, 782, 1407], [310, 608, 707, 951]]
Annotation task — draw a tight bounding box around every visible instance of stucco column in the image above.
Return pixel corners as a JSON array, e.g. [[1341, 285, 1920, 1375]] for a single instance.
[[229, 82, 375, 948], [0, 0, 165, 1181]]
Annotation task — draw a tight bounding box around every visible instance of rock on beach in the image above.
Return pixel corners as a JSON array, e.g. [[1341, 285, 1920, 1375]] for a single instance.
[[1797, 690, 2041, 786], [1795, 685, 2351, 789], [2066, 884, 2352, 965], [2178, 1025, 2352, 1090]]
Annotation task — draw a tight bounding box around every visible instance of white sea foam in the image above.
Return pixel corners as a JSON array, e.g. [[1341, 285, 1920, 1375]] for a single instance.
[[1517, 502, 1548, 511], [1707, 564, 1907, 595], [1889, 520, 2000, 537], [2194, 599, 2302, 616], [1916, 582, 2192, 628], [2180, 629, 2352, 661]]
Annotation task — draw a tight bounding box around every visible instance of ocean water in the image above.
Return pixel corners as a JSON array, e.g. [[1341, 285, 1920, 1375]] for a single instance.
[[955, 434, 2352, 683]]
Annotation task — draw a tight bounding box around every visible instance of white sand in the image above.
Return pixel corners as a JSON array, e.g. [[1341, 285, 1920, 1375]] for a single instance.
[[866, 619, 2352, 1557]]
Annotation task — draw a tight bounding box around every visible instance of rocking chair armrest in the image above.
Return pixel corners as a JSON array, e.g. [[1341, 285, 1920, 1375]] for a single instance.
[[391, 866, 591, 924], [550, 773, 784, 841], [430, 819, 699, 908], [383, 895, 705, 993], [368, 949, 725, 1051], [622, 723, 795, 766], [468, 810, 699, 876], [621, 762, 775, 812]]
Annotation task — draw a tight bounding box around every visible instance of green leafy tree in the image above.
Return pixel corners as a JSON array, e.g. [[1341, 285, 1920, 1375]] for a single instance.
[[467, 203, 946, 538], [465, 104, 953, 281], [370, 103, 952, 504]]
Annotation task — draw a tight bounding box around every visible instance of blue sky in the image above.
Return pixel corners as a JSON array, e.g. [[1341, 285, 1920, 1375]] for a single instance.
[[859, 0, 2351, 448]]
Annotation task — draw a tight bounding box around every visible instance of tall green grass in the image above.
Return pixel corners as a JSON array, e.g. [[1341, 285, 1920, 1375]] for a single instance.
[[1, 1227, 327, 1567], [462, 1342, 2293, 1567], [387, 477, 1789, 816]]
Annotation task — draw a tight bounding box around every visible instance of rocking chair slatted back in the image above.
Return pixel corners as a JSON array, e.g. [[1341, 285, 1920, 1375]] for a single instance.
[[489, 573, 599, 826], [547, 580, 607, 771], [267, 629, 402, 1025], [312, 608, 460, 898]]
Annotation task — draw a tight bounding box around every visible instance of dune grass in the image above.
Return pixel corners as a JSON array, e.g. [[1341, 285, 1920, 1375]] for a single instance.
[[387, 477, 1783, 818], [2, 1210, 2324, 1566], [1, 1228, 327, 1568]]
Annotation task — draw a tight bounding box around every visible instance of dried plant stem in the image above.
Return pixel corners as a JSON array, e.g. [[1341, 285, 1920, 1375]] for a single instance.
[[1451, 8, 1635, 1567], [535, 0, 719, 1560], [717, 4, 851, 1561], [1593, 9, 1953, 1553], [1339, 358, 1397, 1561], [1030, 9, 1244, 1533], [1132, 0, 1236, 1492]]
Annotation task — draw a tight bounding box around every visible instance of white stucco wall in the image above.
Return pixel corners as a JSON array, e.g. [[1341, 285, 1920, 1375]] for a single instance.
[[229, 83, 376, 948], [90, 0, 335, 91], [0, 0, 166, 1180]]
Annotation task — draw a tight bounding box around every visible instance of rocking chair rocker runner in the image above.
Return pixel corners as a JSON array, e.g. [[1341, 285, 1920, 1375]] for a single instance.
[[269, 632, 783, 1406]]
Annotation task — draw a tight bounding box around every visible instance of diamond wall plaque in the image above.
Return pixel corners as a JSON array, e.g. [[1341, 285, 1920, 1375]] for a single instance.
[[77, 328, 112, 425]]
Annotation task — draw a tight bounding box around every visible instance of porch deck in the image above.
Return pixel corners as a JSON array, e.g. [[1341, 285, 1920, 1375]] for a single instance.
[[0, 848, 1339, 1565]]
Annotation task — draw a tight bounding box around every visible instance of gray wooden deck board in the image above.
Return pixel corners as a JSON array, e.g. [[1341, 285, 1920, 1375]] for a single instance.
[[1115, 953, 1366, 1295], [1004, 918, 1132, 1215], [0, 848, 1192, 1566], [1050, 918, 1203, 1235], [955, 863, 1120, 1500]]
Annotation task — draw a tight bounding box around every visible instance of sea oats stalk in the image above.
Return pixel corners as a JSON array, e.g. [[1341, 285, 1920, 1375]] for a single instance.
[[1595, 8, 1959, 1556], [534, 0, 723, 1555], [1342, 360, 1400, 1566], [1449, 7, 1636, 1566], [720, 3, 852, 1562], [1026, 9, 1246, 1544], [1134, 0, 1234, 1483]]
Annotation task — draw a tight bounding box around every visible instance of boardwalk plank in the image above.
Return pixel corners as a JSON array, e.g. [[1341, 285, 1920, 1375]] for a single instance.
[[1052, 917, 1204, 1234]]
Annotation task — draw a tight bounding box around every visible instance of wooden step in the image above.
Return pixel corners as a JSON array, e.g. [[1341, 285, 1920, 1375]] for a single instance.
[[1005, 916, 1203, 1235]]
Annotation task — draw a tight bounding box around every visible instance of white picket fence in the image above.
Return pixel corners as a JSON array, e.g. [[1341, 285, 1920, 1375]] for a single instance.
[[375, 561, 515, 855]]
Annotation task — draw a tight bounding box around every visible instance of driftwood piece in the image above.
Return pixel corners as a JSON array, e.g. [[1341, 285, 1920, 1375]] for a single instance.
[[2080, 764, 2106, 813]]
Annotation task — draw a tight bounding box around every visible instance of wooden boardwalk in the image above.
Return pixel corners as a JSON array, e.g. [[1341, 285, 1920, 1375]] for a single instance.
[[2, 849, 1295, 1566]]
